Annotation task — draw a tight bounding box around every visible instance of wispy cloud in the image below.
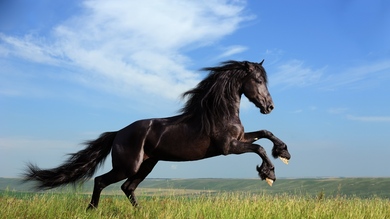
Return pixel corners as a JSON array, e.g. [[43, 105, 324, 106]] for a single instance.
[[0, 33, 63, 65], [328, 107, 348, 114], [289, 106, 316, 114], [270, 59, 325, 88], [262, 49, 285, 65], [0, 137, 75, 150], [322, 59, 390, 90], [347, 115, 390, 122], [268, 58, 390, 92], [0, 0, 250, 100], [217, 45, 247, 59], [290, 109, 303, 114]]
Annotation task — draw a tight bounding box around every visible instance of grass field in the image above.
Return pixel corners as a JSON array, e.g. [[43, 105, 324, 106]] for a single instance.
[[1, 178, 390, 218], [1, 191, 390, 218]]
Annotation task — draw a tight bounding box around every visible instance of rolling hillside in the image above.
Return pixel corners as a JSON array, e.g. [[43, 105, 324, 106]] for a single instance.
[[1, 177, 389, 199]]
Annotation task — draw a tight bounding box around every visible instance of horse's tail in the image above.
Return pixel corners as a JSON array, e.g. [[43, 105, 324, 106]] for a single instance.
[[24, 131, 117, 189]]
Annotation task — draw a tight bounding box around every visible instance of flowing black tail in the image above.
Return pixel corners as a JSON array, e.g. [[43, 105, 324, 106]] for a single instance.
[[23, 132, 117, 189]]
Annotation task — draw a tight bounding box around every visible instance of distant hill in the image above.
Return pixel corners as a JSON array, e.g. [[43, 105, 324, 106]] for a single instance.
[[1, 177, 389, 199]]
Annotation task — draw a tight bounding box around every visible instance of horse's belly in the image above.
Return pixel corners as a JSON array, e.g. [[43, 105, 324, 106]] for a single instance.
[[141, 118, 221, 161], [146, 137, 220, 161]]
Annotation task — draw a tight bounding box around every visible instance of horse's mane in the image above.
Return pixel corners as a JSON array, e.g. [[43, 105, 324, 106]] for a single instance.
[[179, 60, 252, 135]]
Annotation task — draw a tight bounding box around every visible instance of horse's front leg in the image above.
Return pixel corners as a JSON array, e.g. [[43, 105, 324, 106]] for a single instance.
[[243, 130, 291, 164], [227, 140, 276, 186]]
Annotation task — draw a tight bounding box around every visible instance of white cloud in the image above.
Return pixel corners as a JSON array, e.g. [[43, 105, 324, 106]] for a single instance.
[[0, 33, 63, 65], [290, 109, 303, 114], [262, 49, 285, 65], [0, 0, 250, 100], [309, 106, 317, 111], [347, 115, 390, 122], [269, 58, 390, 91], [270, 60, 325, 88], [0, 137, 75, 150], [217, 45, 247, 58], [328, 107, 348, 114], [323, 59, 390, 90]]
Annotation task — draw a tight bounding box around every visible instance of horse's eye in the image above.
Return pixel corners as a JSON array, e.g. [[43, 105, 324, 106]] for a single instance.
[[255, 78, 263, 84]]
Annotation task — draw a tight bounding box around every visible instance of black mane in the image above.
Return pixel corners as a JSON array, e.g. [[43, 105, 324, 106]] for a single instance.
[[180, 60, 253, 134]]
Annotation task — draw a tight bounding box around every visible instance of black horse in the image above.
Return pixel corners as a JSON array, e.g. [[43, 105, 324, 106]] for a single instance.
[[24, 60, 291, 209]]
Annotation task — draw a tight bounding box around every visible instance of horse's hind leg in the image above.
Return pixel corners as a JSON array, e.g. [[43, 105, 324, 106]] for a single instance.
[[87, 169, 127, 210], [121, 158, 158, 207]]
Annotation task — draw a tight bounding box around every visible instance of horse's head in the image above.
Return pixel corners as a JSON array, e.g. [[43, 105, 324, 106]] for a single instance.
[[241, 60, 274, 114]]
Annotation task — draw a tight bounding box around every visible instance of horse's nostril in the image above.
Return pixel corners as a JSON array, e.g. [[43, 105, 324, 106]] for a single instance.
[[268, 105, 274, 111]]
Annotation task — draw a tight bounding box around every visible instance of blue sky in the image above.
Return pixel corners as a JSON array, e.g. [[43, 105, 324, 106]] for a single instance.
[[1, 0, 390, 179]]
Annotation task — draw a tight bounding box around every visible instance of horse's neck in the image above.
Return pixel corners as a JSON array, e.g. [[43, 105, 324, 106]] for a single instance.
[[227, 93, 242, 119]]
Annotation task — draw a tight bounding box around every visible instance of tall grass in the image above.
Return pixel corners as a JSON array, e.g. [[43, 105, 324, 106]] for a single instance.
[[1, 191, 389, 219]]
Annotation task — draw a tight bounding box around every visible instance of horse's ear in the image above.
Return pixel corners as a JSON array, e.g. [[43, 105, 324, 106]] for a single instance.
[[259, 59, 264, 65], [244, 61, 254, 71], [244, 61, 250, 69]]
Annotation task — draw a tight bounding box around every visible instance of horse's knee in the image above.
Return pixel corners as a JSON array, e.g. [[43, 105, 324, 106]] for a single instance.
[[258, 146, 267, 155], [121, 181, 130, 192], [121, 180, 139, 206], [93, 176, 106, 190], [121, 180, 135, 193]]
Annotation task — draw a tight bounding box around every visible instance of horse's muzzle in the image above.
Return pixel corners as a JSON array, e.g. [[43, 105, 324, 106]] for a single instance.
[[260, 104, 274, 114]]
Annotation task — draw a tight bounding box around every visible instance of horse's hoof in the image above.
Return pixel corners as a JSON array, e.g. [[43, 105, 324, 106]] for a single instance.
[[86, 204, 96, 211], [266, 178, 274, 186], [279, 157, 289, 165]]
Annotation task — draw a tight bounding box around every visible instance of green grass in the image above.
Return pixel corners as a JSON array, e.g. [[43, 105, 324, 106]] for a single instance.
[[1, 190, 389, 219], [1, 178, 390, 218]]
